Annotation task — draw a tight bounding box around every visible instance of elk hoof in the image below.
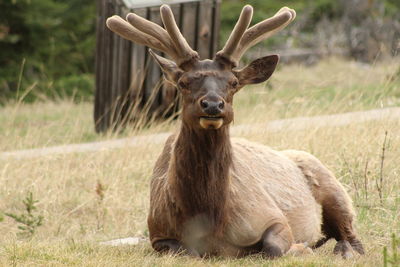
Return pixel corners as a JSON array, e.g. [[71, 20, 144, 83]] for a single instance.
[[333, 240, 354, 259], [349, 238, 365, 255], [262, 243, 284, 259], [185, 247, 201, 257], [153, 239, 199, 256]]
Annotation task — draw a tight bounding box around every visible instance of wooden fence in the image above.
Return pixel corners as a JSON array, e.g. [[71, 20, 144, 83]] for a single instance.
[[94, 0, 221, 132]]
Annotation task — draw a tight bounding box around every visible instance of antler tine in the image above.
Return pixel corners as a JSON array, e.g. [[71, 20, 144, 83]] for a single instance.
[[215, 5, 253, 65], [216, 6, 296, 67], [160, 5, 199, 65], [126, 13, 179, 60], [234, 8, 296, 62], [107, 5, 198, 67], [106, 15, 171, 55]]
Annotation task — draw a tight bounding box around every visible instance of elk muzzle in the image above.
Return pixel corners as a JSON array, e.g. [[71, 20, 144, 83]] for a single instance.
[[198, 96, 225, 130]]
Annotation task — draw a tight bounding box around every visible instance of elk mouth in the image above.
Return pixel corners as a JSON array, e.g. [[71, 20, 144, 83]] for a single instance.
[[199, 116, 224, 129]]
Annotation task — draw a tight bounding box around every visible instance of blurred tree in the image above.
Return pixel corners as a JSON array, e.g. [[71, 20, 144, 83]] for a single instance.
[[0, 0, 95, 102]]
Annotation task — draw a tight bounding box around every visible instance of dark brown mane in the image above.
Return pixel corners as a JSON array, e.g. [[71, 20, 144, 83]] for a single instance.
[[170, 122, 232, 234]]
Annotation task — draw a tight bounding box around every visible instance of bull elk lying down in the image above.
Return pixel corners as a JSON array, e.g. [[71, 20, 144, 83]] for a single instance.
[[106, 5, 365, 258]]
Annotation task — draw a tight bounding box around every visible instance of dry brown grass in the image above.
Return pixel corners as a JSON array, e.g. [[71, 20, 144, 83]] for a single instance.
[[0, 58, 399, 266]]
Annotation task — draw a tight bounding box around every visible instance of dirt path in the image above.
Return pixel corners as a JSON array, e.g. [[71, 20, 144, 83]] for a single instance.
[[1, 107, 399, 160]]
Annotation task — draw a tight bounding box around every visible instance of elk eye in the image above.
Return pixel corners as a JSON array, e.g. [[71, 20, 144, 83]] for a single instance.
[[231, 80, 238, 88], [178, 80, 187, 89]]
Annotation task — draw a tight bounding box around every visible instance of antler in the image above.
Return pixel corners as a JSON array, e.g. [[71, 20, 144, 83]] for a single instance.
[[106, 5, 199, 67], [216, 5, 296, 67]]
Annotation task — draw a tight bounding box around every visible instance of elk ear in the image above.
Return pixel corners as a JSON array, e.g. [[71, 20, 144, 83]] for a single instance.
[[149, 49, 183, 85], [233, 55, 279, 86]]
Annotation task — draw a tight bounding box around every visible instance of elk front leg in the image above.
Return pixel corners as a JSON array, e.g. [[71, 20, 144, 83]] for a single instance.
[[153, 239, 200, 257]]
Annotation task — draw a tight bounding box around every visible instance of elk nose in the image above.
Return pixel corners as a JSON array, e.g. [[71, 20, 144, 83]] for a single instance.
[[199, 98, 225, 115]]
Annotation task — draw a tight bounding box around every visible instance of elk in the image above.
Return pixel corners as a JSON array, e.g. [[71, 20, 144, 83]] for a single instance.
[[106, 5, 365, 258]]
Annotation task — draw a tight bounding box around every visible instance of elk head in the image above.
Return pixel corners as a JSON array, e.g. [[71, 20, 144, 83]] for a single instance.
[[106, 5, 295, 130]]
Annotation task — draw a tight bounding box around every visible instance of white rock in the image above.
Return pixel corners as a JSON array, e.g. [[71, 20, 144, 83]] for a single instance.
[[99, 237, 147, 246]]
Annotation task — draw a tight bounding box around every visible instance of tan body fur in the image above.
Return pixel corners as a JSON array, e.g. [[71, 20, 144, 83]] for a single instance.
[[148, 134, 357, 256]]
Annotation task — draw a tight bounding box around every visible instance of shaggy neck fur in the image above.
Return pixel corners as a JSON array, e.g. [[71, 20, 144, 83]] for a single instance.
[[170, 122, 232, 234]]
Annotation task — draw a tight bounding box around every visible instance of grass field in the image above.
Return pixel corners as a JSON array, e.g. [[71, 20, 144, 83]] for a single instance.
[[0, 58, 399, 266]]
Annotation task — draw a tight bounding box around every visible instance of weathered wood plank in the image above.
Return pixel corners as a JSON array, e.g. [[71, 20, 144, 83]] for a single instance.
[[144, 6, 163, 115], [118, 17, 132, 127], [180, 1, 198, 49], [110, 2, 121, 129], [128, 8, 147, 121], [94, 0, 105, 132], [211, 0, 221, 55], [107, 0, 118, 130], [96, 0, 116, 132], [115, 2, 123, 125], [197, 0, 213, 59], [110, 4, 130, 128]]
